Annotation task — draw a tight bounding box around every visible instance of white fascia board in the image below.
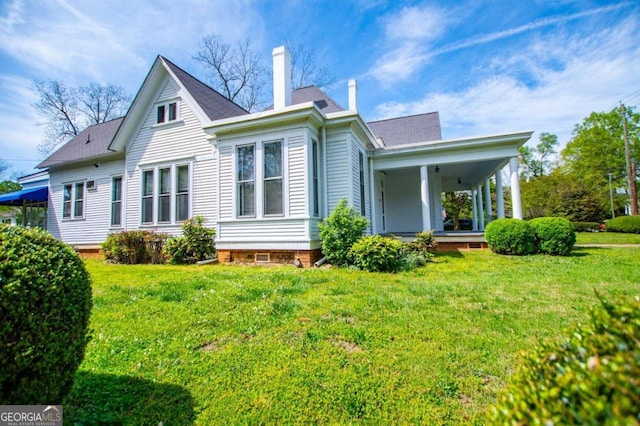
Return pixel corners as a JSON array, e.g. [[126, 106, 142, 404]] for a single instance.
[[325, 111, 383, 149], [203, 102, 323, 136], [109, 58, 166, 152], [371, 131, 534, 158], [160, 58, 211, 124]]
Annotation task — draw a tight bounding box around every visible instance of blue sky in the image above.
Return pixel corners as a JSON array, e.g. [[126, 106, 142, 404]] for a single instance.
[[1, 0, 638, 176]]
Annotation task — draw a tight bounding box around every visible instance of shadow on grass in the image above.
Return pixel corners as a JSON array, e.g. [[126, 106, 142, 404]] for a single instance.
[[64, 371, 195, 425], [433, 250, 466, 259]]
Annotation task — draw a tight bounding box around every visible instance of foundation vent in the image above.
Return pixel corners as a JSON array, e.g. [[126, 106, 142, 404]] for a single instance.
[[255, 253, 270, 263]]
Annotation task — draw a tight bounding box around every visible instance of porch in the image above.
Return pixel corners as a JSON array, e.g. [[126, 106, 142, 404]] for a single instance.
[[385, 231, 488, 251], [369, 131, 533, 238]]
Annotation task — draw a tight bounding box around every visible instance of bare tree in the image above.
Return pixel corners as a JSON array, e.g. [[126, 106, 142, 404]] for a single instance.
[[33, 79, 131, 157], [284, 38, 335, 90], [194, 34, 336, 111], [194, 35, 267, 112]]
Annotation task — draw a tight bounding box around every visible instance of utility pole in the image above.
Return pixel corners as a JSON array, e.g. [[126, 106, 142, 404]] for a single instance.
[[608, 172, 615, 219], [620, 103, 638, 215]]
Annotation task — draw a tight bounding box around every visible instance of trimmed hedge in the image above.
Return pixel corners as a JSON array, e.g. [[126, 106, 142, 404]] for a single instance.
[[605, 216, 640, 234], [530, 217, 576, 256], [485, 218, 536, 255], [102, 230, 167, 264], [349, 235, 404, 273], [572, 222, 601, 232], [0, 226, 92, 404], [489, 294, 640, 424]]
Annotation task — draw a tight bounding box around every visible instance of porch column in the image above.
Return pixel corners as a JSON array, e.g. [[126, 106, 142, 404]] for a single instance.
[[509, 157, 523, 219], [420, 165, 432, 231], [496, 171, 505, 219], [477, 184, 485, 231], [471, 189, 478, 231], [431, 174, 444, 231], [484, 179, 493, 223]]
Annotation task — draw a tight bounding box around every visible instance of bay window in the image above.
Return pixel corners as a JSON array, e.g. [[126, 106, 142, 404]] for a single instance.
[[237, 144, 255, 217]]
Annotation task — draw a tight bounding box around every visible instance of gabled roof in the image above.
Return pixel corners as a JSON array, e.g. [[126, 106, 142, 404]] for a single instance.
[[160, 57, 248, 120], [367, 112, 442, 147], [265, 86, 345, 114], [38, 118, 123, 169]]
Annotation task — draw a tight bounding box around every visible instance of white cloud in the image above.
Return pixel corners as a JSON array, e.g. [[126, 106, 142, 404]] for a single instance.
[[385, 6, 446, 41], [373, 17, 640, 149]]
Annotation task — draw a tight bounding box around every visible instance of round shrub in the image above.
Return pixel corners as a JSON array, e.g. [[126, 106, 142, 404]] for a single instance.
[[484, 218, 536, 255], [0, 226, 92, 404], [571, 222, 601, 232], [319, 200, 369, 266], [349, 235, 404, 273], [488, 294, 640, 424], [605, 216, 640, 233], [530, 217, 576, 256]]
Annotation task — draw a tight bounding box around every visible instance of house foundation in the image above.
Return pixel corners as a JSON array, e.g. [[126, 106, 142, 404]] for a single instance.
[[216, 249, 323, 268]]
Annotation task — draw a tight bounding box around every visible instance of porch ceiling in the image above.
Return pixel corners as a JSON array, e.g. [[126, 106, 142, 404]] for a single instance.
[[384, 158, 506, 192]]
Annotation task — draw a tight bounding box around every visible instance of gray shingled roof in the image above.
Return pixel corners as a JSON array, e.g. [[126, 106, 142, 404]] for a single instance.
[[161, 56, 249, 120], [38, 118, 123, 169], [265, 86, 345, 113], [367, 112, 442, 147]]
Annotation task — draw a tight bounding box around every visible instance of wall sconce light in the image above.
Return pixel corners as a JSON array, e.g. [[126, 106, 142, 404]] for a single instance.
[[435, 165, 440, 173], [94, 163, 100, 168], [457, 177, 461, 184]]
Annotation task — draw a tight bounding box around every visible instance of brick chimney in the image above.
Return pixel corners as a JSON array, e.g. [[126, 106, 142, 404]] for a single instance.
[[272, 46, 291, 110]]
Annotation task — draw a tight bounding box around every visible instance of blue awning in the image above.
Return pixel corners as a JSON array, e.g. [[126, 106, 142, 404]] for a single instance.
[[0, 186, 48, 206]]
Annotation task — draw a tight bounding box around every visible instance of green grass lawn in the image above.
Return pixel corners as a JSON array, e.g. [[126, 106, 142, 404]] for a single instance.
[[65, 248, 640, 424], [576, 231, 640, 244]]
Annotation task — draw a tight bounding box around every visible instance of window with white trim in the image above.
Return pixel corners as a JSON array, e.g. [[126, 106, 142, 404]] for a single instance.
[[312, 140, 319, 217], [359, 151, 366, 216], [141, 170, 154, 224], [237, 144, 255, 217], [158, 167, 171, 223], [62, 182, 85, 219], [156, 101, 179, 124], [176, 165, 189, 222], [263, 140, 283, 216], [111, 176, 123, 227], [140, 164, 190, 225]]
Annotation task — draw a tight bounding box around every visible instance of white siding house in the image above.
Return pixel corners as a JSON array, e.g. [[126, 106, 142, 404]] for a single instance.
[[36, 46, 532, 265]]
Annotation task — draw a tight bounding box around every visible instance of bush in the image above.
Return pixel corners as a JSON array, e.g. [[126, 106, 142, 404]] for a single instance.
[[102, 230, 167, 264], [319, 200, 369, 266], [400, 231, 437, 269], [0, 226, 92, 404], [530, 217, 576, 256], [164, 216, 216, 264], [572, 221, 601, 232], [488, 294, 640, 424], [349, 235, 404, 273], [606, 216, 640, 233], [485, 218, 536, 255]]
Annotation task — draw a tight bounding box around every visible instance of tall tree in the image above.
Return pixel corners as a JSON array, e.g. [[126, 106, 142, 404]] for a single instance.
[[284, 38, 336, 90], [518, 132, 558, 179], [562, 107, 640, 199], [193, 35, 267, 112], [194, 34, 336, 112], [33, 79, 131, 157]]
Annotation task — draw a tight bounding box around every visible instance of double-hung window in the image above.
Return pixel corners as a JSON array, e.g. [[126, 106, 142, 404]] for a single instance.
[[176, 165, 189, 222], [111, 176, 123, 227], [141, 164, 190, 225], [237, 144, 255, 217], [142, 170, 154, 224], [263, 141, 283, 216], [359, 152, 366, 216], [312, 140, 319, 217], [158, 167, 171, 223], [62, 182, 85, 219]]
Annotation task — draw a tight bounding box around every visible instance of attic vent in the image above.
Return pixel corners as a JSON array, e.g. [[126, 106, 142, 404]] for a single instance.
[[86, 180, 96, 190], [255, 253, 270, 263], [86, 133, 91, 144]]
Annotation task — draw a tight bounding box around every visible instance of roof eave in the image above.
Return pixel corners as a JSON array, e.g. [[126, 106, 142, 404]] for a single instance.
[[370, 131, 534, 157]]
